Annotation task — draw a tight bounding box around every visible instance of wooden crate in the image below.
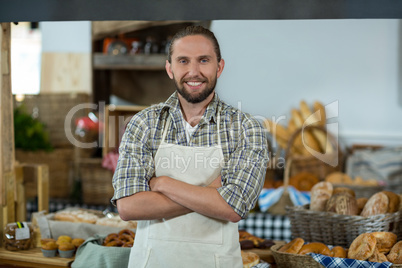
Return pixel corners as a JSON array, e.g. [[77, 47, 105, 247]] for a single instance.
[[15, 148, 74, 199], [79, 158, 114, 205], [102, 105, 147, 157]]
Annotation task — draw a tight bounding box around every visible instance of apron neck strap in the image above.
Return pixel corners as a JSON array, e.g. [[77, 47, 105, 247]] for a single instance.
[[160, 115, 172, 143], [161, 109, 222, 145]]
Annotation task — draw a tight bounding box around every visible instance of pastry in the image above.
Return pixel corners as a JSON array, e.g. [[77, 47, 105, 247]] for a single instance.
[[241, 251, 260, 268], [331, 246, 347, 258], [298, 242, 331, 256], [371, 232, 397, 254], [289, 172, 319, 191], [347, 233, 377, 260], [388, 241, 402, 264], [278, 238, 305, 254], [368, 247, 388, 263]]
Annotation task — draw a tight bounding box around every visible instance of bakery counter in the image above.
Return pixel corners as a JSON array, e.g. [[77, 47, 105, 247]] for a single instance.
[[0, 247, 74, 268]]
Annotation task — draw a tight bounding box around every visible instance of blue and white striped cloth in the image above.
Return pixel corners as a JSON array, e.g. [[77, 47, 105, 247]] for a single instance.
[[346, 147, 402, 182], [309, 253, 393, 268], [258, 186, 310, 212]]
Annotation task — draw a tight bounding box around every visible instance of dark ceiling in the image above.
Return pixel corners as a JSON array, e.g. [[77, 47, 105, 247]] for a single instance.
[[1, 0, 402, 22]]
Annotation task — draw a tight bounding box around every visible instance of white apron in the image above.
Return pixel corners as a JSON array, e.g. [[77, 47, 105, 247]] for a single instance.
[[128, 114, 242, 268]]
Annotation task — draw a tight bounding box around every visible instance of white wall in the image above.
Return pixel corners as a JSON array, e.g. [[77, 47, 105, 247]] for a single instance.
[[40, 21, 92, 93], [38, 19, 402, 146], [211, 20, 402, 146], [41, 21, 91, 53]]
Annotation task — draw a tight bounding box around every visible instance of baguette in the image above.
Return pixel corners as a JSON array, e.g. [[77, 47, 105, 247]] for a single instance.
[[313, 101, 326, 126], [291, 108, 304, 128], [263, 119, 290, 141]]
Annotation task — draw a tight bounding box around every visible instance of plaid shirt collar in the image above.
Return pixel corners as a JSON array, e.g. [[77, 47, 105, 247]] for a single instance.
[[159, 91, 220, 126]]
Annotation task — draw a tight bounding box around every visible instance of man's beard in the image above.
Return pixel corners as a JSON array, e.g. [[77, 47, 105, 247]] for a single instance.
[[174, 75, 217, 104]]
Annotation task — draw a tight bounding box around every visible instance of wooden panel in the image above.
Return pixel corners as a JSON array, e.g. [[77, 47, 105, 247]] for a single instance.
[[37, 165, 49, 213], [15, 165, 25, 222], [1, 22, 14, 249], [4, 171, 15, 224], [1, 23, 14, 204], [40, 52, 91, 94]]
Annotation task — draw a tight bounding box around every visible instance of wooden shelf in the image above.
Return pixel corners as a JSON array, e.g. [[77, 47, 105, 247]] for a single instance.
[[102, 105, 148, 157], [93, 53, 166, 70], [0, 247, 73, 268]]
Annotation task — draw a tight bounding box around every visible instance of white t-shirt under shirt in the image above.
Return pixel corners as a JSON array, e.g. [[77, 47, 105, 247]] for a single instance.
[[183, 119, 197, 143]]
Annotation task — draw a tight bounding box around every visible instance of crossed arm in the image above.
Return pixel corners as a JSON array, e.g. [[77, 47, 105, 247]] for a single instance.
[[116, 175, 242, 223]]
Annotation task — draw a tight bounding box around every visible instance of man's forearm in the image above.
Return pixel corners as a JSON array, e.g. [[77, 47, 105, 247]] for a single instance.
[[116, 191, 192, 221], [150, 176, 241, 223]]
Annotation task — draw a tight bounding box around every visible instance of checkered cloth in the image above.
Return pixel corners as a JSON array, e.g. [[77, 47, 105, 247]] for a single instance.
[[238, 212, 291, 241], [309, 253, 393, 268]]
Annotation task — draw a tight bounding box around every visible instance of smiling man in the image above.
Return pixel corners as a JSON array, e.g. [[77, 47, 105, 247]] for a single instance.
[[112, 26, 269, 268]]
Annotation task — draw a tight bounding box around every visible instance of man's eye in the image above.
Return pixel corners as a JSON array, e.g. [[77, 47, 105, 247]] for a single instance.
[[179, 59, 187, 64], [200, 59, 209, 63]]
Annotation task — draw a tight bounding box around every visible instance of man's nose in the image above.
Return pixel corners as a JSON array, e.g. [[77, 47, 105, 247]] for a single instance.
[[187, 62, 201, 76]]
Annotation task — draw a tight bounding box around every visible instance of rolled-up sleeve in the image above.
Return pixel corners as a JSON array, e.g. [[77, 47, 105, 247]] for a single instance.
[[111, 114, 155, 205], [218, 116, 269, 219]]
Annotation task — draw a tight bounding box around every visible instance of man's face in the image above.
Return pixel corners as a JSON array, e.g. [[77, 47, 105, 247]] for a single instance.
[[165, 35, 225, 104]]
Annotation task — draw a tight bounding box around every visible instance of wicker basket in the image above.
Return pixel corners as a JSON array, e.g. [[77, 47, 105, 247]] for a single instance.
[[286, 204, 402, 248], [270, 244, 323, 268], [286, 126, 343, 180]]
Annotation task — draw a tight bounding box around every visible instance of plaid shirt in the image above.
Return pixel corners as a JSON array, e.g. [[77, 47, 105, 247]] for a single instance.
[[112, 92, 269, 218]]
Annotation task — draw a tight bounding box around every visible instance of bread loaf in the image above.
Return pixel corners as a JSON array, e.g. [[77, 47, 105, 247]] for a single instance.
[[310, 182, 333, 211], [360, 192, 389, 217], [325, 192, 358, 215]]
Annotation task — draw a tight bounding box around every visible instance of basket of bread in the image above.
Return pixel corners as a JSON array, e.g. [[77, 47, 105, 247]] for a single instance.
[[264, 100, 343, 180], [286, 179, 402, 248], [271, 231, 402, 267]]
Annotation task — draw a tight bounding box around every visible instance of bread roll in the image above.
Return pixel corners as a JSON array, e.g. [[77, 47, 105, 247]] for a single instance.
[[310, 181, 333, 211], [371, 232, 397, 254], [388, 241, 402, 264], [360, 192, 389, 217], [368, 247, 388, 263], [347, 233, 377, 260], [381, 191, 400, 213], [356, 197, 368, 214]]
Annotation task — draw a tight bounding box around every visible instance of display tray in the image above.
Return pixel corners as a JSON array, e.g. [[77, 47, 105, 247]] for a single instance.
[[0, 247, 74, 268]]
